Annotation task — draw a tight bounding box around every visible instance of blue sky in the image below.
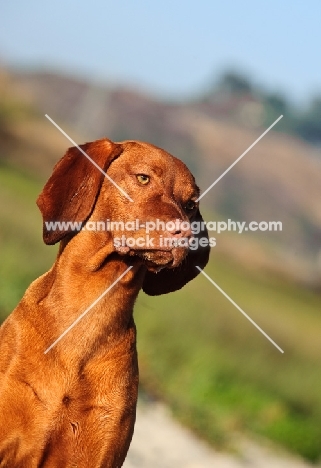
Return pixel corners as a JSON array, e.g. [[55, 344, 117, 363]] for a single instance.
[[1, 1, 320, 104]]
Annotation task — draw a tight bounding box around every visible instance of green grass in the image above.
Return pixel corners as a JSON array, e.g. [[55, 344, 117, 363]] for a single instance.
[[1, 163, 321, 461], [135, 259, 321, 461], [0, 163, 57, 317]]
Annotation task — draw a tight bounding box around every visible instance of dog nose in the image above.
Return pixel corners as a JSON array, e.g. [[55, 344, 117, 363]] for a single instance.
[[164, 219, 192, 239]]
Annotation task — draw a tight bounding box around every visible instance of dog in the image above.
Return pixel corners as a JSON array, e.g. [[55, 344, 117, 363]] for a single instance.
[[0, 138, 209, 467]]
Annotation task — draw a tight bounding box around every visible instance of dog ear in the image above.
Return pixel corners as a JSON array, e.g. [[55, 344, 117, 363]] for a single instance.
[[142, 210, 210, 295], [37, 139, 122, 245]]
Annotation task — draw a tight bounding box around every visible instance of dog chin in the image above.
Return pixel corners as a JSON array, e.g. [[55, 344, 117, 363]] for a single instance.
[[135, 248, 188, 272]]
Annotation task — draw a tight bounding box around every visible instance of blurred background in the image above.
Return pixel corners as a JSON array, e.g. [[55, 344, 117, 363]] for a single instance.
[[1, 1, 321, 465]]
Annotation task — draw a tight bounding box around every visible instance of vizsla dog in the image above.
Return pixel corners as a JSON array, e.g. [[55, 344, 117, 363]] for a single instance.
[[0, 138, 209, 467]]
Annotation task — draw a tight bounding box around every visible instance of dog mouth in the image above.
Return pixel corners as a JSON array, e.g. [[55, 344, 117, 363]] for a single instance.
[[137, 250, 175, 271], [116, 246, 188, 272]]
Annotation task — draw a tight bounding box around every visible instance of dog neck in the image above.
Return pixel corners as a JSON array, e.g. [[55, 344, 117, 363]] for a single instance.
[[26, 230, 146, 362]]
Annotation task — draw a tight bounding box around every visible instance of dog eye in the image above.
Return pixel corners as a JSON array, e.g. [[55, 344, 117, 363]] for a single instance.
[[136, 174, 150, 185], [185, 200, 197, 211]]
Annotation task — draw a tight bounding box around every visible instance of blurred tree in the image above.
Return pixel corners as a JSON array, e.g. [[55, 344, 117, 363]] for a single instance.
[[295, 96, 321, 144], [262, 91, 296, 133], [264, 92, 288, 115], [199, 70, 254, 103], [217, 71, 253, 95]]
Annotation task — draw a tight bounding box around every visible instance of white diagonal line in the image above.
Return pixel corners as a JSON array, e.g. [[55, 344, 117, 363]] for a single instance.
[[44, 266, 133, 354], [196, 115, 283, 202], [196, 267, 284, 353], [45, 114, 133, 202]]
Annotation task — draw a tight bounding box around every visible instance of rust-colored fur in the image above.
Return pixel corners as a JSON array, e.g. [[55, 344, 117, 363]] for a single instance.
[[0, 139, 209, 467]]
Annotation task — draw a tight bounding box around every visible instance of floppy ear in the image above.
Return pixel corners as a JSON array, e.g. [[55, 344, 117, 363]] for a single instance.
[[37, 138, 122, 245], [142, 210, 210, 296]]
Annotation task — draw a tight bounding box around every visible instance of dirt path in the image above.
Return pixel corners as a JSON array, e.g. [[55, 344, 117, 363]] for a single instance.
[[124, 399, 318, 468]]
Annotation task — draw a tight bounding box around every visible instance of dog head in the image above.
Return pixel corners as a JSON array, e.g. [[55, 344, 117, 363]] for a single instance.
[[37, 139, 210, 295]]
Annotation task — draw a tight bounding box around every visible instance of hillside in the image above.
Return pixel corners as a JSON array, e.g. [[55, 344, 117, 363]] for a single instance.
[[2, 68, 321, 286]]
